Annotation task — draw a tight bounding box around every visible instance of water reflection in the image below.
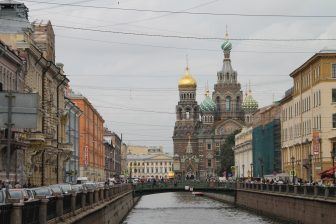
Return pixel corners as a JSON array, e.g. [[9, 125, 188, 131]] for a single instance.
[[123, 192, 281, 224]]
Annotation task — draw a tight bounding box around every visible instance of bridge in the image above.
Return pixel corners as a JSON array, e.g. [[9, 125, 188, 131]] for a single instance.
[[133, 181, 236, 196]]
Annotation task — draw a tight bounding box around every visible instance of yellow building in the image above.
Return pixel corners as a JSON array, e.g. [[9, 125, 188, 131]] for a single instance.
[[280, 50, 336, 182]]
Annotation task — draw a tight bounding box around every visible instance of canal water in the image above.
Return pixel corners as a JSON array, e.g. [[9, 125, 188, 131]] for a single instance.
[[122, 192, 282, 224]]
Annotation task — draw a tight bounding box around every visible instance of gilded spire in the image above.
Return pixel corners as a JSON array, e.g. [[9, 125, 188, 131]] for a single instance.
[[205, 81, 210, 96], [178, 58, 197, 89]]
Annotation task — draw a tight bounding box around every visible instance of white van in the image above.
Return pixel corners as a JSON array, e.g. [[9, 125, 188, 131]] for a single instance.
[[76, 177, 89, 184]]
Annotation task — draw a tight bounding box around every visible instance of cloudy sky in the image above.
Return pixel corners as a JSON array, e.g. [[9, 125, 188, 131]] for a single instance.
[[21, 0, 336, 153]]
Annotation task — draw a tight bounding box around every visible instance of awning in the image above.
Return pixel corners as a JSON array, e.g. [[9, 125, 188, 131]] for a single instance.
[[319, 166, 336, 179]]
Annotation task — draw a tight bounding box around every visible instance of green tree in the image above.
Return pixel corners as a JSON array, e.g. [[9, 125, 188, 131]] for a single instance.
[[218, 130, 240, 177]]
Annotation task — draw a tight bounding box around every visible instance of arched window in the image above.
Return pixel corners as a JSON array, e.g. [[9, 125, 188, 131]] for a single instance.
[[216, 96, 220, 113], [178, 108, 182, 120], [226, 96, 231, 112], [236, 96, 240, 112], [186, 108, 191, 119]]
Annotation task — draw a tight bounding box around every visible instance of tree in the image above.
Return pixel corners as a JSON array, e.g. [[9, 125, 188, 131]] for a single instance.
[[218, 130, 240, 177]]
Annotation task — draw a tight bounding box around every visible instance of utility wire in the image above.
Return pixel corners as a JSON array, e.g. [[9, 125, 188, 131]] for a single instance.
[[23, 0, 336, 18], [1, 17, 335, 41]]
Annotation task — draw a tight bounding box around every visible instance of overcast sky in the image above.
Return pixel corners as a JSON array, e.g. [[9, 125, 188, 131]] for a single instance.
[[21, 0, 336, 153]]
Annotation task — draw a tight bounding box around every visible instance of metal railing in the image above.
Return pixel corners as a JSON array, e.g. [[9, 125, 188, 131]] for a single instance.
[[0, 204, 12, 224], [63, 194, 72, 214], [47, 197, 57, 221], [22, 200, 39, 224], [238, 182, 336, 200]]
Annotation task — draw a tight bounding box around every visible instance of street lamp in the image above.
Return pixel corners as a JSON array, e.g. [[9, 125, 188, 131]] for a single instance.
[[250, 163, 254, 179], [258, 158, 264, 180], [331, 149, 336, 185], [308, 154, 313, 183], [291, 156, 295, 184], [242, 164, 245, 179], [129, 162, 132, 183]]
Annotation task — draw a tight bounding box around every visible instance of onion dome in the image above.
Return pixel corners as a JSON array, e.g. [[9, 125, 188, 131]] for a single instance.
[[242, 87, 258, 113], [178, 67, 197, 89], [200, 89, 216, 113], [221, 39, 232, 52]]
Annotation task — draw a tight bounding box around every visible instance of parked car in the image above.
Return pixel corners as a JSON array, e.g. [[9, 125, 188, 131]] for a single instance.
[[8, 189, 29, 202], [56, 183, 72, 194], [32, 187, 54, 198], [0, 189, 9, 204], [82, 182, 97, 191], [49, 185, 63, 195], [71, 184, 84, 193]]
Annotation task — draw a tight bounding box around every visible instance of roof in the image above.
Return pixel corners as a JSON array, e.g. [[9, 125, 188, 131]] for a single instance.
[[290, 50, 336, 77], [127, 154, 173, 161]]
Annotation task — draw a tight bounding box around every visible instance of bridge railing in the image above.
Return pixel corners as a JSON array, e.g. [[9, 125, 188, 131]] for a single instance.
[[238, 182, 336, 200], [2, 184, 132, 224]]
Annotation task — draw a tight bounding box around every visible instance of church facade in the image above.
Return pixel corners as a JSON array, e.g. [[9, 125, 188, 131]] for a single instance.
[[172, 35, 250, 180]]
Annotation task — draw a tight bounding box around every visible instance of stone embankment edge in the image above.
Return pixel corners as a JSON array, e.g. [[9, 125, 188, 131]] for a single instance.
[[54, 190, 134, 224], [202, 192, 294, 224], [119, 195, 141, 223]]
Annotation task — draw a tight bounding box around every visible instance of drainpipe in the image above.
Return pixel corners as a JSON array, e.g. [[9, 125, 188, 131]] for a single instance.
[[56, 74, 67, 183]]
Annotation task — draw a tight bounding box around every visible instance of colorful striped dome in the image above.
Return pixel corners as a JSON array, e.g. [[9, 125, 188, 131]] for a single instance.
[[242, 94, 258, 113], [200, 95, 217, 113], [221, 39, 232, 51]]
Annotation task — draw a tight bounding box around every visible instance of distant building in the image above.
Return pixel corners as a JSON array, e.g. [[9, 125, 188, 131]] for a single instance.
[[120, 143, 128, 176], [104, 130, 122, 177], [70, 93, 105, 181], [252, 103, 281, 178], [280, 51, 336, 182], [173, 33, 245, 180], [127, 145, 163, 155], [127, 152, 173, 180], [233, 127, 253, 178], [64, 98, 82, 183]]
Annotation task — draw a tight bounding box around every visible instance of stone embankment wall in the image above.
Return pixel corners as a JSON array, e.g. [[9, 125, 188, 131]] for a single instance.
[[236, 190, 336, 224], [62, 192, 139, 224], [203, 190, 336, 224]]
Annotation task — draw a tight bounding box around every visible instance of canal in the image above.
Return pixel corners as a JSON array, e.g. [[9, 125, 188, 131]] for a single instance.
[[123, 192, 282, 224]]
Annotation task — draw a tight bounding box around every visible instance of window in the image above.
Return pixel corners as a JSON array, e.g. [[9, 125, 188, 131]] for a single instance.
[[207, 143, 211, 150], [225, 96, 231, 112], [333, 89, 336, 103], [333, 113, 336, 129], [332, 64, 336, 78], [208, 159, 212, 167]]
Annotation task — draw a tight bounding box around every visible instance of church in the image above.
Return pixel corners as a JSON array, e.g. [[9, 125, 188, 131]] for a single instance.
[[172, 33, 258, 180]]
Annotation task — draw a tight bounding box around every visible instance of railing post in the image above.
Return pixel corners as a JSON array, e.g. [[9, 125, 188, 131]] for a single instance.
[[272, 184, 275, 192], [9, 199, 23, 224], [266, 184, 269, 191], [294, 186, 298, 194], [88, 190, 94, 206], [303, 186, 307, 195], [70, 191, 77, 213], [81, 191, 87, 209], [56, 195, 64, 218], [94, 190, 99, 204], [286, 184, 289, 194], [104, 187, 109, 200], [100, 188, 104, 201], [36, 196, 48, 224], [314, 185, 318, 197], [325, 187, 329, 198]]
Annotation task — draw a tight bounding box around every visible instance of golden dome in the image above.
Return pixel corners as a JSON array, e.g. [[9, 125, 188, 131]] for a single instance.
[[178, 67, 197, 89]]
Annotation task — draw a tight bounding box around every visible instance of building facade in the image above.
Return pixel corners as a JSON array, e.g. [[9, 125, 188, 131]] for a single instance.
[[233, 127, 253, 178], [252, 103, 281, 178], [0, 1, 71, 186], [120, 143, 128, 176], [280, 51, 336, 182], [173, 33, 244, 180], [110, 133, 122, 177], [70, 94, 105, 182], [64, 98, 82, 184], [127, 154, 173, 180]]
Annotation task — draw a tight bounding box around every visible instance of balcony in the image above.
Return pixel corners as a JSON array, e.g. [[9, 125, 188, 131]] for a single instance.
[[27, 132, 45, 144], [58, 143, 73, 152]]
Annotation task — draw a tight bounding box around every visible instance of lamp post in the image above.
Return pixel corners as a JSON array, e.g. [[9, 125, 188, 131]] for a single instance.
[[250, 163, 253, 179], [129, 162, 132, 183], [291, 156, 295, 184], [331, 149, 335, 185], [242, 164, 245, 179], [308, 154, 313, 183], [258, 158, 264, 180]]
